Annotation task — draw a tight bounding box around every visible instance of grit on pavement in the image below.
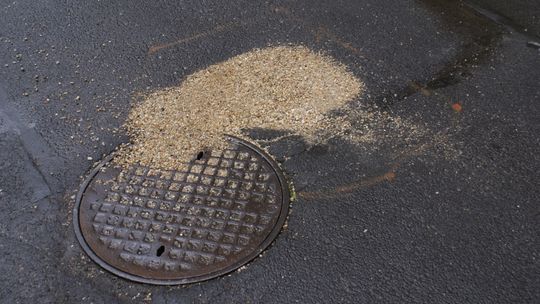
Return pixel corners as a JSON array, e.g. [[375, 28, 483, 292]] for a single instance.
[[0, 0, 538, 303]]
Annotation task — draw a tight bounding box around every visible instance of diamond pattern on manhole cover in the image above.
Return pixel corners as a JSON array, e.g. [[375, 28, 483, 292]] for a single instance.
[[73, 136, 290, 285]]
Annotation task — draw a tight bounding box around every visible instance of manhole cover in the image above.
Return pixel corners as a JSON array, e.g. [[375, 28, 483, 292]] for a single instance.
[[73, 136, 289, 285]]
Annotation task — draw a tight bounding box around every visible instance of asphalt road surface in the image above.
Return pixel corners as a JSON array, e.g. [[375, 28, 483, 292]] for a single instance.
[[0, 0, 538, 303]]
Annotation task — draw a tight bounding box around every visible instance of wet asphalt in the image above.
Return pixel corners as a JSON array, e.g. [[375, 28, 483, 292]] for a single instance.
[[0, 0, 539, 303]]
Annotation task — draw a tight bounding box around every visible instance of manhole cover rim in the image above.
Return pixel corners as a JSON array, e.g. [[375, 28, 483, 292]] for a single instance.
[[73, 136, 290, 285]]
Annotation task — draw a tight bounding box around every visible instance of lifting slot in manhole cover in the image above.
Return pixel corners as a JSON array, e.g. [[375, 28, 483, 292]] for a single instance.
[[73, 136, 290, 285]]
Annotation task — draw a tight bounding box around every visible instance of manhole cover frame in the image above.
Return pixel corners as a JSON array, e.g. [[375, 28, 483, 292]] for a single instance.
[[73, 136, 290, 285]]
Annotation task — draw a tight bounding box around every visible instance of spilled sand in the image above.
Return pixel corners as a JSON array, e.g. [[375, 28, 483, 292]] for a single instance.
[[116, 45, 451, 171], [117, 46, 364, 169]]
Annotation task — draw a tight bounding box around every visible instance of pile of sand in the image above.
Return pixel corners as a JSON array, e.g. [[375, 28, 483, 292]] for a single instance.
[[116, 46, 364, 169]]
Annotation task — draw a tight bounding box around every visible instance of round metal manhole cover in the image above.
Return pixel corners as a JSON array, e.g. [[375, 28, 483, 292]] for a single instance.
[[73, 136, 289, 285]]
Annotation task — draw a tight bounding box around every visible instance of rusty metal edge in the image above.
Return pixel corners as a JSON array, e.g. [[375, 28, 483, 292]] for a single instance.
[[72, 136, 291, 285]]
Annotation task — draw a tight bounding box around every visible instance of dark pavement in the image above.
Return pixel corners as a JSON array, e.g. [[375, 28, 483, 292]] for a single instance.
[[0, 0, 539, 303]]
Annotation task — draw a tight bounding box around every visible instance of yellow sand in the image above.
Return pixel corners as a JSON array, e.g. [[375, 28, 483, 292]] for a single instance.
[[117, 46, 364, 169]]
